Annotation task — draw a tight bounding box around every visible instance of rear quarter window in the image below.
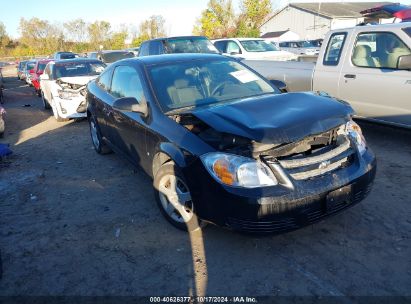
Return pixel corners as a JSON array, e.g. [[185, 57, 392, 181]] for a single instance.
[[403, 27, 411, 38], [323, 32, 347, 66]]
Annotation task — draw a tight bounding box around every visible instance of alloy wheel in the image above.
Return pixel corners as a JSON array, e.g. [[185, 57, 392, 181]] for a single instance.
[[158, 174, 194, 223]]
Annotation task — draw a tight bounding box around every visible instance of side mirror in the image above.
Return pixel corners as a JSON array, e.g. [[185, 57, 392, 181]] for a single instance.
[[397, 54, 411, 70], [40, 74, 49, 80], [229, 51, 240, 56], [270, 79, 288, 93], [113, 97, 148, 116]]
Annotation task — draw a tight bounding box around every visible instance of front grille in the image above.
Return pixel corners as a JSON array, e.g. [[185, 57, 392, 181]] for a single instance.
[[227, 217, 299, 233], [264, 134, 355, 181], [227, 184, 371, 234]]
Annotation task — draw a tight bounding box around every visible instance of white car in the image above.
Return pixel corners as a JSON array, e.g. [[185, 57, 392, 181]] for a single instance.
[[24, 60, 36, 86], [213, 38, 298, 61], [40, 59, 106, 121]]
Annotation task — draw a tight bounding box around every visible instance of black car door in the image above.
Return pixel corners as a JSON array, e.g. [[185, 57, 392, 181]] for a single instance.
[[109, 65, 149, 170], [93, 66, 115, 139]]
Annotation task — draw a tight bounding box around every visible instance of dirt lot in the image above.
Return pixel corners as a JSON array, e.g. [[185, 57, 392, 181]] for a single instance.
[[0, 65, 410, 297]]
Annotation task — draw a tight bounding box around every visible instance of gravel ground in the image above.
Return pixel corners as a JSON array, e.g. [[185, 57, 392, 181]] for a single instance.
[[0, 65, 410, 297]]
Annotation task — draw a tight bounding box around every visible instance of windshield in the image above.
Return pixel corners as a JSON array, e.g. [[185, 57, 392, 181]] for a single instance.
[[240, 40, 279, 52], [100, 51, 134, 63], [37, 63, 48, 72], [148, 59, 276, 113], [26, 62, 35, 70], [54, 61, 106, 78], [165, 37, 219, 54], [60, 53, 76, 59], [301, 41, 317, 48]]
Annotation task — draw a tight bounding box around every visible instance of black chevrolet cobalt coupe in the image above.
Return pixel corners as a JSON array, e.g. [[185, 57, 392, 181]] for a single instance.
[[86, 54, 376, 234]]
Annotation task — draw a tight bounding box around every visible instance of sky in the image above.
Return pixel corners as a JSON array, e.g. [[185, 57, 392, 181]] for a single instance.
[[1, 0, 411, 39]]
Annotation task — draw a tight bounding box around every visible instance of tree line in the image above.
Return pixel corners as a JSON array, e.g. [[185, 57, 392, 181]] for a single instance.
[[0, 0, 272, 58]]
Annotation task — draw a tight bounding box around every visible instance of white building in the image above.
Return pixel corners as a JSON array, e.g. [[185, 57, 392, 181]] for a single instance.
[[260, 2, 393, 40], [261, 30, 300, 43]]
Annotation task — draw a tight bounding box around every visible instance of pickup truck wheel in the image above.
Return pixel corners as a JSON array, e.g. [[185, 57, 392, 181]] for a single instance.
[[41, 90, 51, 110], [88, 116, 111, 154], [154, 163, 205, 232], [51, 98, 68, 122]]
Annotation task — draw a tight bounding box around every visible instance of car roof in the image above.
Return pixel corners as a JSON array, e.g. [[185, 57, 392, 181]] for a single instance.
[[52, 58, 103, 64], [330, 21, 411, 32], [120, 53, 229, 66], [214, 37, 264, 42], [143, 36, 208, 43], [37, 59, 55, 63]]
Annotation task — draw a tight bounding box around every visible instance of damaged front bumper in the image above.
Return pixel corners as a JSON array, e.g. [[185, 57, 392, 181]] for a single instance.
[[53, 90, 88, 119], [184, 146, 376, 234]]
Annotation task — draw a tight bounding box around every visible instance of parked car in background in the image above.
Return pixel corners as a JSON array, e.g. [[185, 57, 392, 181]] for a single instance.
[[31, 59, 54, 96], [279, 40, 321, 55], [86, 53, 376, 233], [23, 60, 37, 86], [95, 50, 135, 64], [126, 47, 140, 56], [246, 22, 411, 128], [213, 38, 298, 61], [53, 52, 78, 60], [86, 52, 98, 59], [138, 36, 219, 56], [17, 60, 28, 80], [40, 58, 106, 121]]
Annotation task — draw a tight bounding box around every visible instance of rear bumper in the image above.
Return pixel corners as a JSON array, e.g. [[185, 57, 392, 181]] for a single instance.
[[184, 148, 376, 234]]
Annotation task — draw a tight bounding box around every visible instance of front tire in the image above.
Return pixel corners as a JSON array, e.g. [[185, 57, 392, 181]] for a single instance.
[[88, 115, 111, 154], [51, 98, 68, 122], [41, 90, 51, 109], [154, 163, 205, 232]]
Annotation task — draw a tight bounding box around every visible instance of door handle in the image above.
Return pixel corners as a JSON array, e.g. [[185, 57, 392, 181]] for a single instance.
[[344, 74, 356, 79]]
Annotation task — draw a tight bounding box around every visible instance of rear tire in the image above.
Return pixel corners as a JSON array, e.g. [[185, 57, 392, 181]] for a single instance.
[[154, 163, 205, 232], [88, 115, 112, 154]]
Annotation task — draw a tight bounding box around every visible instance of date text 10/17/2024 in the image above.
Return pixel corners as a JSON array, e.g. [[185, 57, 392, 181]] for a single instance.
[[149, 296, 257, 303]]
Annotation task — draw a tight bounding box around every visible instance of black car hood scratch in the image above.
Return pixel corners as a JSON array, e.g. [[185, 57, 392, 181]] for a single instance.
[[191, 92, 354, 144]]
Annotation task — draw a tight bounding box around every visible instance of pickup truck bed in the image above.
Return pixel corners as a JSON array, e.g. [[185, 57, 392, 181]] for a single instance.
[[244, 60, 314, 92]]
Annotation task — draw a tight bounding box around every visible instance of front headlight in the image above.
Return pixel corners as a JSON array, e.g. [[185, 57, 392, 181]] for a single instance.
[[58, 90, 80, 100], [201, 153, 278, 188], [346, 120, 367, 154]]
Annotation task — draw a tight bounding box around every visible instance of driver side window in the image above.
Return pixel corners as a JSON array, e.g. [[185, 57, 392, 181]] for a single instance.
[[227, 41, 241, 54], [110, 66, 145, 101]]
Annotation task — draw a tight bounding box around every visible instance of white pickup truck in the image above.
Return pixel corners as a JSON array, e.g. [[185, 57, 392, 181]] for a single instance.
[[245, 22, 411, 128]]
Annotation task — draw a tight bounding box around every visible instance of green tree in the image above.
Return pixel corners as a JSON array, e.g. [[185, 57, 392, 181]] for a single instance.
[[193, 0, 236, 38], [0, 22, 12, 56], [64, 18, 88, 43], [131, 15, 166, 47], [236, 0, 272, 37], [139, 15, 166, 39], [88, 21, 111, 50], [109, 31, 128, 50], [19, 18, 65, 55]]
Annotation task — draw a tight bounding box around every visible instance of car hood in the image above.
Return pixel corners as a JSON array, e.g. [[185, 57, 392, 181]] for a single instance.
[[243, 51, 297, 60], [57, 75, 98, 86], [191, 92, 354, 144]]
